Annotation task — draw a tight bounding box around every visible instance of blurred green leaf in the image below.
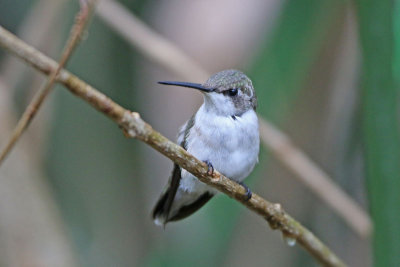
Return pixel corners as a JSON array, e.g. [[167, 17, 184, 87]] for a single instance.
[[249, 0, 346, 265], [356, 0, 400, 265], [394, 0, 400, 87], [251, 0, 344, 122], [0, 0, 34, 40]]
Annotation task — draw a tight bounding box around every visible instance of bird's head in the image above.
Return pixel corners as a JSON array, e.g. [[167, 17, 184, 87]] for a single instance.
[[159, 69, 257, 117]]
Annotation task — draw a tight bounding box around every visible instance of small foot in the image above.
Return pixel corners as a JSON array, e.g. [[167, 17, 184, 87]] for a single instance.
[[203, 160, 214, 175], [238, 181, 252, 201]]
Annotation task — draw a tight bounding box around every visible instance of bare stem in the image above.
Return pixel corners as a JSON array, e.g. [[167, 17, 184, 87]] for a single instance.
[[96, 0, 371, 238], [259, 119, 372, 237], [0, 0, 97, 165], [0, 25, 346, 267]]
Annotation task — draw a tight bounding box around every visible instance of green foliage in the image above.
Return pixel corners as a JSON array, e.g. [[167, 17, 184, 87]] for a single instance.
[[0, 0, 34, 37], [251, 0, 344, 122], [249, 1, 347, 265], [356, 0, 400, 265]]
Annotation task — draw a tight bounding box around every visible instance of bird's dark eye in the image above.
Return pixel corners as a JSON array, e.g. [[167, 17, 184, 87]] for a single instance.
[[227, 88, 238, 96]]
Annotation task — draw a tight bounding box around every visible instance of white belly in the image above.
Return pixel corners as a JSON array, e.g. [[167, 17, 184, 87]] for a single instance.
[[179, 108, 259, 194]]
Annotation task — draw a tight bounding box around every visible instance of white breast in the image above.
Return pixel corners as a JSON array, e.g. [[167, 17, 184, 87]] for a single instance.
[[179, 106, 259, 193]]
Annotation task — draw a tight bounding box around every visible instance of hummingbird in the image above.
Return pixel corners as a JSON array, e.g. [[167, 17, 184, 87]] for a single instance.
[[152, 69, 259, 226]]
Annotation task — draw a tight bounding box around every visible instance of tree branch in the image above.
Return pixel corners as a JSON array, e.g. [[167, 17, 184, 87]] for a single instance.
[[96, 0, 371, 238], [0, 25, 346, 267], [0, 0, 97, 165]]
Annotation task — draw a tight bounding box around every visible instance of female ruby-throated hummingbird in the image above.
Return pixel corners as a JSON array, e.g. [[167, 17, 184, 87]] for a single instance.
[[152, 69, 260, 226]]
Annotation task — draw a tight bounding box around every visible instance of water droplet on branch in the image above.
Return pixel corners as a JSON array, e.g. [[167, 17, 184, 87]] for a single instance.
[[283, 236, 297, 247]]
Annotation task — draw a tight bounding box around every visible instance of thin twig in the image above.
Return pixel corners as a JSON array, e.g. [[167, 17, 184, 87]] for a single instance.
[[0, 0, 68, 163], [0, 26, 346, 267], [0, 0, 67, 90], [96, 0, 371, 238], [0, 80, 79, 267], [96, 0, 209, 82], [0, 0, 97, 165]]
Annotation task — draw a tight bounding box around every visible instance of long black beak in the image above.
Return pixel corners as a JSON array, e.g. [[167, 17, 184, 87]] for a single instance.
[[158, 81, 213, 92]]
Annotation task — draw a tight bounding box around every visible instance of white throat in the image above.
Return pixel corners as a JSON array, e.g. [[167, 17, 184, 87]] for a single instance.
[[203, 92, 237, 117]]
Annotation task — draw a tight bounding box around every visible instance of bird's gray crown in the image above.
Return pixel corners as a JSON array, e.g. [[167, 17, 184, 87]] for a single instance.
[[203, 69, 257, 112], [204, 69, 254, 97]]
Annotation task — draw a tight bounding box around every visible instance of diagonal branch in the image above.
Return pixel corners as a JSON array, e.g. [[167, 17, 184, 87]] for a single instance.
[[0, 26, 346, 267], [0, 0, 97, 166], [259, 120, 371, 238], [96, 0, 371, 238]]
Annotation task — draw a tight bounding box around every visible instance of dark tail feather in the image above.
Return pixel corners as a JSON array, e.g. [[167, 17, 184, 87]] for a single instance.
[[168, 192, 214, 222], [152, 189, 214, 226], [152, 189, 170, 226], [152, 164, 182, 226], [152, 164, 215, 226]]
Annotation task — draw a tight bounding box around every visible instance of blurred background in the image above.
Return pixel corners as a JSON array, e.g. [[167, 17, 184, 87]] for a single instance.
[[0, 0, 399, 266]]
